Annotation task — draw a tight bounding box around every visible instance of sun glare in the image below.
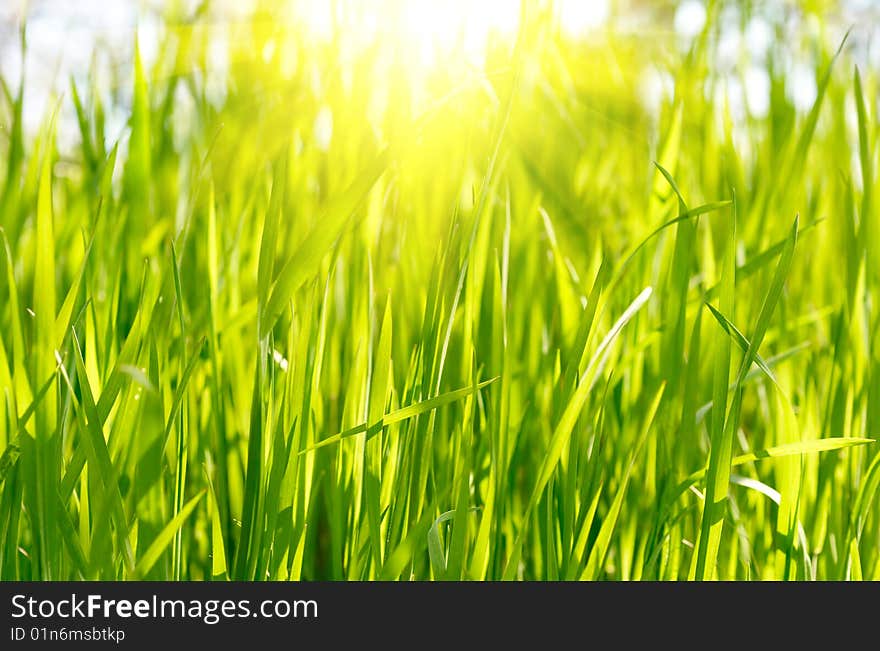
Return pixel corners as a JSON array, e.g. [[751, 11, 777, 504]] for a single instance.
[[291, 0, 610, 70], [401, 0, 520, 67], [292, 0, 519, 69]]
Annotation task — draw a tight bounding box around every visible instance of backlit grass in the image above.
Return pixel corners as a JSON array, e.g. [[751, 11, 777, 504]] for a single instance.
[[0, 1, 878, 580]]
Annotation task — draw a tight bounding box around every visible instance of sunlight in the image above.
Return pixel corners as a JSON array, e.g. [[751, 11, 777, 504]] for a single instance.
[[293, 0, 521, 69], [401, 0, 520, 67], [290, 0, 613, 71], [557, 0, 609, 36]]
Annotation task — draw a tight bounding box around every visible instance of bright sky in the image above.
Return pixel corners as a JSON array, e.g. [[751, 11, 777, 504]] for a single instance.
[[289, 0, 609, 67], [0, 0, 877, 145]]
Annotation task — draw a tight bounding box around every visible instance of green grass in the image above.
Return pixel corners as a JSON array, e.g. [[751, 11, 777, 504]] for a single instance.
[[1, 1, 879, 580]]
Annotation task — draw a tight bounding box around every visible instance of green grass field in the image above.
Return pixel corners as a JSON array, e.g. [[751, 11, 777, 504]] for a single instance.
[[0, 0, 878, 580]]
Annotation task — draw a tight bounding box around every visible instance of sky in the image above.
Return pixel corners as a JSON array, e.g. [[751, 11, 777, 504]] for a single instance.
[[0, 0, 878, 149]]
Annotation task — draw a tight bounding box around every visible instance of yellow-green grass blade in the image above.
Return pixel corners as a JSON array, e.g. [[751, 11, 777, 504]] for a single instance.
[[503, 286, 652, 579], [302, 377, 498, 453], [30, 118, 59, 579], [134, 490, 206, 578], [582, 383, 665, 580], [691, 193, 737, 581], [675, 438, 876, 501], [260, 152, 388, 338]]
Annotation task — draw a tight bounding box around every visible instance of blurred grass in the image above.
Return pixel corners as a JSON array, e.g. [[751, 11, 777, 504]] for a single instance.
[[0, 0, 879, 580]]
